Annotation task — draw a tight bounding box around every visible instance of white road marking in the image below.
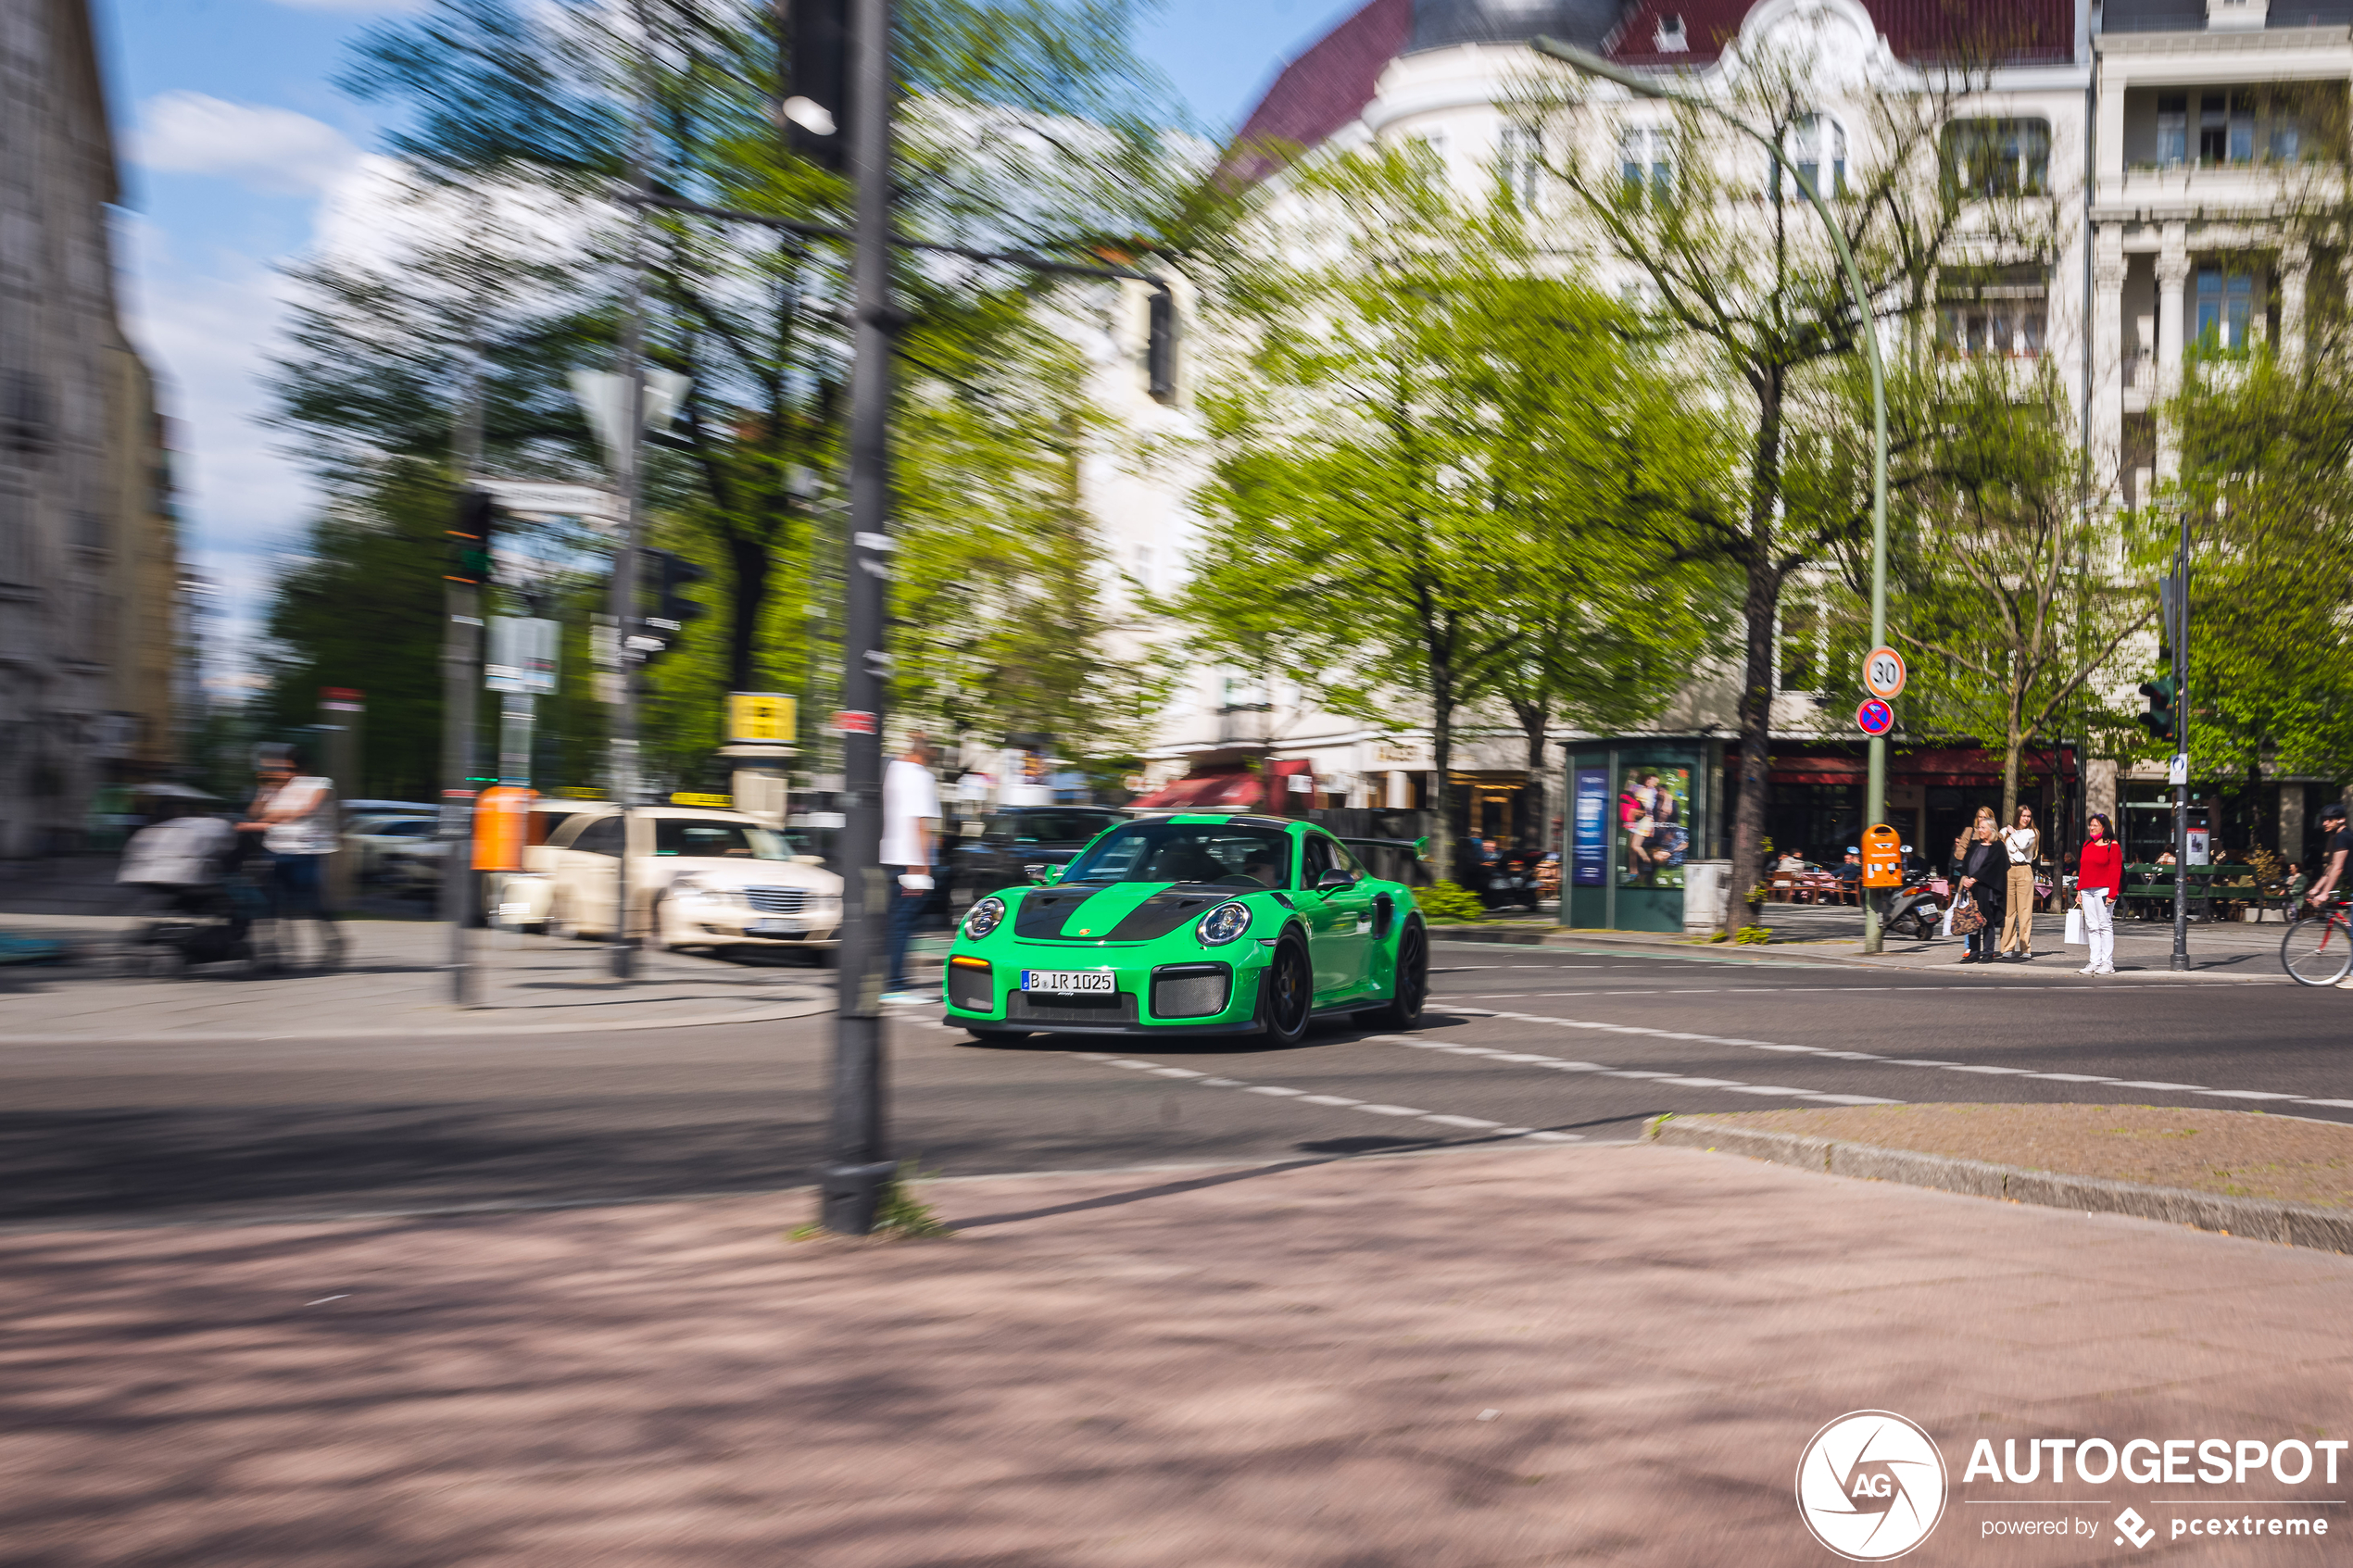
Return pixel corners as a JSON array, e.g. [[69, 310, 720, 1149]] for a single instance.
[[1296, 1094, 1362, 1107], [1150, 1067, 1206, 1078], [1354, 1104, 1428, 1117], [1422, 1114, 1504, 1129], [1439, 1006, 2347, 1110], [1063, 1057, 1590, 1144], [1245, 1085, 1305, 1097]]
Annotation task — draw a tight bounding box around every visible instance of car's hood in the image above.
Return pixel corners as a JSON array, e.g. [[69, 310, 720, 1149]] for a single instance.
[[1011, 881, 1256, 942], [649, 857, 842, 893]]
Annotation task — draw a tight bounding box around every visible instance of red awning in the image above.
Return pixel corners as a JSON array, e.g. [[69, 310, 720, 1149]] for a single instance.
[[1129, 771, 1267, 811]]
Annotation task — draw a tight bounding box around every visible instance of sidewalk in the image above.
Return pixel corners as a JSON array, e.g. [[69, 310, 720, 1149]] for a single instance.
[[5, 1140, 2346, 1566], [0, 920, 837, 1040], [1445, 905, 2293, 979]]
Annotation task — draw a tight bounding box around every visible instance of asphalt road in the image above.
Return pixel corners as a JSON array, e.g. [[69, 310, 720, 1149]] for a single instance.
[[6, 940, 2345, 1226]]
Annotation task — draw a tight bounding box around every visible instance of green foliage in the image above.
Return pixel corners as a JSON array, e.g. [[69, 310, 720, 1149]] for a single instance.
[[1414, 881, 1489, 923], [258, 462, 458, 800], [1731, 924, 1772, 945], [2170, 350, 2353, 783], [1171, 147, 1724, 873]]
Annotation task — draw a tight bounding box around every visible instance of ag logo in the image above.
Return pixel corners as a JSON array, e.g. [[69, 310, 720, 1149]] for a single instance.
[[1795, 1411, 1947, 1561]]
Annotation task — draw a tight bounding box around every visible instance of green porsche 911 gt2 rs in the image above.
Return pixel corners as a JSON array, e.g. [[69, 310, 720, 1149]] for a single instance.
[[941, 813, 1428, 1045]]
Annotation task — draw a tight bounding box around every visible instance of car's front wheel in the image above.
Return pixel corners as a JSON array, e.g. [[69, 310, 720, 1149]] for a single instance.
[[1258, 935, 1313, 1046], [1367, 919, 1428, 1029]]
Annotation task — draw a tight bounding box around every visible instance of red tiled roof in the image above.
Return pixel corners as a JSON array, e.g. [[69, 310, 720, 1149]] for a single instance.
[[1225, 0, 1415, 181], [1609, 0, 2073, 68]]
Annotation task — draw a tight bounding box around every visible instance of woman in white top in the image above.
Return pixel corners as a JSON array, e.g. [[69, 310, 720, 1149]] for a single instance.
[[239, 743, 346, 966], [1998, 805, 2039, 960]]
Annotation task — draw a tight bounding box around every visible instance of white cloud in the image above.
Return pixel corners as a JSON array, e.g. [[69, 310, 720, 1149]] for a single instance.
[[132, 92, 364, 197]]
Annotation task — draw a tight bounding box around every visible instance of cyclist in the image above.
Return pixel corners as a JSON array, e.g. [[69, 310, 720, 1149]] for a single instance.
[[2303, 802, 2353, 989]]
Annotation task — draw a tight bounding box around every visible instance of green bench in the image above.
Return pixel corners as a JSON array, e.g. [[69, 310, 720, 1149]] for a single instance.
[[2118, 863, 2280, 922]]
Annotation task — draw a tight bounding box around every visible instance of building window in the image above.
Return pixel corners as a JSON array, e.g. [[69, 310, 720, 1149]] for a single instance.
[[1943, 119, 2050, 198], [2157, 94, 2187, 166], [1779, 599, 1821, 692], [1938, 264, 2048, 358], [1499, 125, 1543, 211], [1654, 13, 1688, 51], [2194, 268, 2256, 356], [1779, 114, 1844, 199], [1617, 125, 1673, 204]]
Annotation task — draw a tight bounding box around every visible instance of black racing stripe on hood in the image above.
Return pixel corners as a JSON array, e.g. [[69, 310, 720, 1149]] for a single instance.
[[1101, 885, 1240, 941], [1013, 886, 1104, 940]]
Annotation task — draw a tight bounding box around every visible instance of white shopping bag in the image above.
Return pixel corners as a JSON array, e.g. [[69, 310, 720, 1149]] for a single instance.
[[2064, 904, 2086, 946], [1938, 896, 1957, 939]]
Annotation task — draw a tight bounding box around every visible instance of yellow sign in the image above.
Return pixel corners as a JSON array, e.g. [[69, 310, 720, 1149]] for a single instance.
[[727, 692, 797, 746], [670, 792, 733, 809]]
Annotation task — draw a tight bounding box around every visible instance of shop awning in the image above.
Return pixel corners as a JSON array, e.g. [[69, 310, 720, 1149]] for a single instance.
[[1129, 771, 1266, 811]]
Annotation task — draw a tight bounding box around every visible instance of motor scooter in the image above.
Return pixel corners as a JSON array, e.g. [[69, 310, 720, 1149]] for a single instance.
[[1881, 873, 1950, 939]]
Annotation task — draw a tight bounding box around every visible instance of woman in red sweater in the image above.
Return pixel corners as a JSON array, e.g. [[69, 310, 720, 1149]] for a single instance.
[[2077, 813, 2123, 975]]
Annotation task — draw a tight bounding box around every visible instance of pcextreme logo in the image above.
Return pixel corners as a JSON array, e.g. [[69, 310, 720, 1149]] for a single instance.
[[1796, 1411, 1949, 1562]]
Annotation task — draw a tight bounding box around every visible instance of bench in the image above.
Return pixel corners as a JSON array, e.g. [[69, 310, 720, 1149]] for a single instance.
[[2118, 864, 2278, 922]]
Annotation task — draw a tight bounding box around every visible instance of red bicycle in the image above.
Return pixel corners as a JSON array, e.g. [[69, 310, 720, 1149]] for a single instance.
[[2282, 897, 2353, 986]]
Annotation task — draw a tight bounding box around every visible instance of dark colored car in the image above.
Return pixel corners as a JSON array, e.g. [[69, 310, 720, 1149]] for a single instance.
[[944, 807, 1128, 917]]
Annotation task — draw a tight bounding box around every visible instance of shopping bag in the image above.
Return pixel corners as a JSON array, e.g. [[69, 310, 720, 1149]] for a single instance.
[[2064, 903, 2086, 946], [1950, 892, 1985, 935], [1938, 895, 1957, 939]]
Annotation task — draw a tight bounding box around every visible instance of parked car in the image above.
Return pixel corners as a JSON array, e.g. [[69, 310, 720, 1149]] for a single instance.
[[485, 799, 613, 925], [944, 806, 1127, 917], [343, 815, 439, 882], [532, 807, 841, 958]]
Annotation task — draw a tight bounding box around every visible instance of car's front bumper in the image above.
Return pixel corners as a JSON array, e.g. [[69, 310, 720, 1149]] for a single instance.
[[939, 943, 1267, 1034], [670, 897, 841, 947]]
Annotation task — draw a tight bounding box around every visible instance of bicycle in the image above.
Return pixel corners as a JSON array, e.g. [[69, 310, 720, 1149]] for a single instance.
[[2281, 895, 2353, 985]]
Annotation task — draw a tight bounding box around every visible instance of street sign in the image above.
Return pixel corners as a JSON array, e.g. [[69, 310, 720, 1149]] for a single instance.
[[485, 616, 560, 696], [475, 480, 622, 533], [1861, 823, 1904, 889], [1856, 698, 1894, 736], [671, 792, 732, 809], [320, 686, 364, 713], [727, 692, 798, 746], [1863, 646, 1907, 700]]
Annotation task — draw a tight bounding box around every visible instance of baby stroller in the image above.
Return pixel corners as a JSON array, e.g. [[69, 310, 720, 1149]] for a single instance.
[[119, 810, 271, 975]]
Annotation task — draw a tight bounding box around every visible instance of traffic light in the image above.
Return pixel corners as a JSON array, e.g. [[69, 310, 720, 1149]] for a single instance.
[[781, 0, 849, 170], [447, 487, 498, 586], [2137, 671, 2178, 744], [635, 548, 709, 664]]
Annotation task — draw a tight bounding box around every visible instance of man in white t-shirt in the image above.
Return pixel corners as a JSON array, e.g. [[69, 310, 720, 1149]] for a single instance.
[[881, 733, 941, 1002]]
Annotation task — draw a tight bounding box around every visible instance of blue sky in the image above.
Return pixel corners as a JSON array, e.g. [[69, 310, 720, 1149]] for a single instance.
[[95, 0, 1355, 678]]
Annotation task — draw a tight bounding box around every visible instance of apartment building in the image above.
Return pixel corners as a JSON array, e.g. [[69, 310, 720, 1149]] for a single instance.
[[1089, 0, 2338, 885], [0, 0, 180, 858]]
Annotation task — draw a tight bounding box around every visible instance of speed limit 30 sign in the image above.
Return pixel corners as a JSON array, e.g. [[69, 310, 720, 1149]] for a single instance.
[[1863, 646, 1907, 700]]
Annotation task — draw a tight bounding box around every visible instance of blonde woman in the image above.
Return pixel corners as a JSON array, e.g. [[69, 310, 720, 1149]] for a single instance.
[[1999, 805, 2040, 960], [1956, 816, 2007, 963]]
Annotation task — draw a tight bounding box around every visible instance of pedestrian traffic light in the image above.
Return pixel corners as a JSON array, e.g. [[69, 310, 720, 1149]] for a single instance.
[[447, 487, 498, 586], [781, 0, 849, 171], [2137, 671, 2178, 744]]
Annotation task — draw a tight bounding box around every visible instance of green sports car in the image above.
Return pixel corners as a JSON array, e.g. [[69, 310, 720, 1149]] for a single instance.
[[941, 812, 1429, 1045]]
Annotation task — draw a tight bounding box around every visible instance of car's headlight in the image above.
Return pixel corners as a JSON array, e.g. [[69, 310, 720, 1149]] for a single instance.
[[1196, 901, 1252, 945], [964, 895, 1007, 938]]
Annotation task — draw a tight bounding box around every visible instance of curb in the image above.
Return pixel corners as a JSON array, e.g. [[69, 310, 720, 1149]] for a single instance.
[[1647, 1117, 2353, 1256], [0, 995, 836, 1046]]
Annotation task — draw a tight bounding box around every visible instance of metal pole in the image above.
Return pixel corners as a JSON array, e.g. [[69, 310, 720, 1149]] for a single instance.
[[2171, 512, 2190, 971], [1527, 39, 1890, 950], [606, 0, 655, 981], [441, 334, 486, 1006], [820, 0, 897, 1236]]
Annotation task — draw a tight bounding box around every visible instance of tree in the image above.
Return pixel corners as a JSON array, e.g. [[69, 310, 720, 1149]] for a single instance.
[[268, 0, 1214, 791], [1170, 146, 1725, 876], [1853, 360, 2151, 823], [1528, 43, 2029, 933]]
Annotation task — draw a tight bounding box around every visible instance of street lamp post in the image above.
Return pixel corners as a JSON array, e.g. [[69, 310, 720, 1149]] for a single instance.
[[1530, 38, 1894, 953]]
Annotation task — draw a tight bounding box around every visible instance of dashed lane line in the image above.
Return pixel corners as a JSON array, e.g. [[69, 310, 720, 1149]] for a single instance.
[[1440, 1008, 2349, 1111]]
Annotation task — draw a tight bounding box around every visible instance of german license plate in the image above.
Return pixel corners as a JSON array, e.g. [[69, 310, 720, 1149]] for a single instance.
[[749, 919, 807, 935], [1021, 970, 1114, 995]]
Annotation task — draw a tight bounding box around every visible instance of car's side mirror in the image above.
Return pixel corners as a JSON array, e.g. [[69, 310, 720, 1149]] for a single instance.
[[1025, 862, 1054, 884], [1315, 869, 1355, 892]]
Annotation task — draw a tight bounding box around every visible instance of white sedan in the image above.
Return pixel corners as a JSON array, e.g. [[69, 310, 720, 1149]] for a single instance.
[[342, 815, 439, 882], [530, 807, 841, 958]]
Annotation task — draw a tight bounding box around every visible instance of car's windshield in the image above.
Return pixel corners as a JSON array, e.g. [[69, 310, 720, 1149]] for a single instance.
[[653, 820, 791, 860], [1060, 822, 1291, 888], [990, 809, 1122, 845]]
